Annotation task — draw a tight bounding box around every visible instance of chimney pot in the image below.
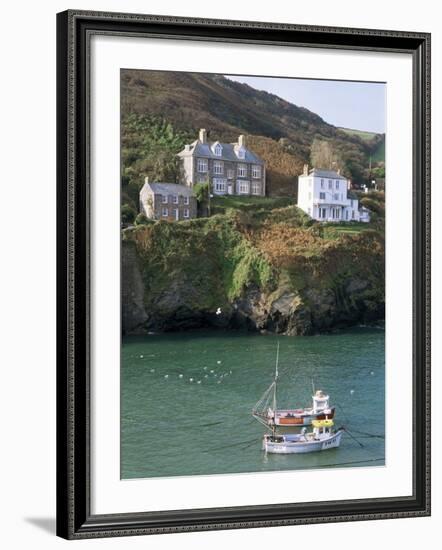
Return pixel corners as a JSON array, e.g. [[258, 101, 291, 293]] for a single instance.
[[199, 129, 207, 143], [303, 164, 309, 176], [238, 134, 246, 147], [145, 176, 149, 185]]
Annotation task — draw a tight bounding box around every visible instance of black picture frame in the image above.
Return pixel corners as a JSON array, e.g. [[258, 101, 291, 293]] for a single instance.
[[56, 9, 431, 540]]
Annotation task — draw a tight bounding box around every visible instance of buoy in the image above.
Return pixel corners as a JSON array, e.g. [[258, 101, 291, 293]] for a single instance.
[[179, 374, 183, 378], [217, 360, 222, 364], [197, 380, 202, 384], [189, 378, 194, 382], [164, 374, 169, 379], [140, 355, 144, 358], [150, 369, 155, 373], [210, 370, 214, 373], [350, 389, 355, 395]]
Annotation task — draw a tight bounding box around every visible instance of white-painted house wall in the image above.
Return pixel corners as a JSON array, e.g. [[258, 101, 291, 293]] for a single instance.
[[297, 170, 370, 223]]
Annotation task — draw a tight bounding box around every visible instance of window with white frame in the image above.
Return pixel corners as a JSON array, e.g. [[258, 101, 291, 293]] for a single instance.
[[346, 210, 349, 220], [251, 182, 260, 195], [328, 180, 333, 189], [213, 178, 226, 194], [213, 161, 223, 175], [183, 196, 190, 205], [227, 169, 234, 179], [183, 208, 190, 219], [197, 175, 207, 183], [172, 208, 178, 220], [252, 165, 261, 178], [172, 195, 178, 204], [336, 181, 340, 189], [161, 194, 168, 204], [333, 193, 339, 201], [238, 180, 249, 194], [197, 158, 208, 172], [319, 192, 326, 200], [214, 144, 222, 156], [162, 207, 168, 217], [321, 179, 324, 189], [237, 164, 247, 177]]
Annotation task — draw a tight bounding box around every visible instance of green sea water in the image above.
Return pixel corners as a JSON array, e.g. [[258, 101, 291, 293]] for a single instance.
[[121, 328, 385, 479]]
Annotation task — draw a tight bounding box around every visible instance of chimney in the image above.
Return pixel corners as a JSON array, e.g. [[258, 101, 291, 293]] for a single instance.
[[145, 176, 149, 185], [337, 168, 341, 175], [238, 134, 246, 147], [347, 179, 352, 190], [184, 144, 190, 152], [303, 164, 309, 176], [199, 129, 207, 143]]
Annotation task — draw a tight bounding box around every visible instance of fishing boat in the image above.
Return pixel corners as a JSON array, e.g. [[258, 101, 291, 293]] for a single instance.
[[262, 419, 344, 454], [252, 344, 335, 429]]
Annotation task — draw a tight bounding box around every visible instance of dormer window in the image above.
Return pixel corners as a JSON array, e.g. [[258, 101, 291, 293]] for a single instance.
[[214, 143, 222, 156], [237, 147, 246, 160]]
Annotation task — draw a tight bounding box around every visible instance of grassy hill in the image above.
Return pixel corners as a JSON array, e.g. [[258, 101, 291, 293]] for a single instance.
[[121, 70, 385, 202]]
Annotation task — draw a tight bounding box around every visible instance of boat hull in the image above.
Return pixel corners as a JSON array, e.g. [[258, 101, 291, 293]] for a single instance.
[[263, 430, 344, 454]]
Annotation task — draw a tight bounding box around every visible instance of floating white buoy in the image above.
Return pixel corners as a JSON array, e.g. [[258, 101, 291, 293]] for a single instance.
[[210, 370, 214, 374], [217, 380, 221, 384], [229, 370, 232, 374], [370, 371, 374, 375], [350, 389, 355, 395], [217, 360, 222, 364], [164, 374, 169, 379], [140, 355, 144, 358], [189, 378, 194, 382], [204, 374, 208, 378], [216, 308, 222, 315], [179, 374, 183, 378], [203, 366, 207, 370], [197, 380, 202, 384], [150, 369, 155, 373]]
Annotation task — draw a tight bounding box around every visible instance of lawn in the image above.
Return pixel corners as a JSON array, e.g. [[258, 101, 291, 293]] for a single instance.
[[210, 195, 294, 213], [322, 222, 373, 239]]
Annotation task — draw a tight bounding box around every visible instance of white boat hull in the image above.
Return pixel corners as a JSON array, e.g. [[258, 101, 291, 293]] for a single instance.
[[263, 430, 344, 454]]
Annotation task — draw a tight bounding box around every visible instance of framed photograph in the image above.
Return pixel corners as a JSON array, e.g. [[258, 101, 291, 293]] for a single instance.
[[56, 10, 431, 539]]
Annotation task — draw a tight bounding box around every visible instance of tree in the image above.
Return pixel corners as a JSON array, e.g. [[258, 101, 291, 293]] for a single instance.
[[310, 138, 344, 171]]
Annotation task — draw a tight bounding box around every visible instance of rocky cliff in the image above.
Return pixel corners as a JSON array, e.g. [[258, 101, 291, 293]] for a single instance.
[[121, 205, 384, 336]]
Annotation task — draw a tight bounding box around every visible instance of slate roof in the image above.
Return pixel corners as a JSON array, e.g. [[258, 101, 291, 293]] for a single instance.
[[142, 182, 195, 197], [177, 140, 264, 165], [307, 169, 347, 180]]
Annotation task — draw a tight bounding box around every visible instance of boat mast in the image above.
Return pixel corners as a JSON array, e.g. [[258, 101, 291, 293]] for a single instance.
[[273, 342, 279, 415]]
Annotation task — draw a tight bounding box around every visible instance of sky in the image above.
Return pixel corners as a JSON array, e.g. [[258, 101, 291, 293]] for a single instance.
[[225, 75, 386, 134]]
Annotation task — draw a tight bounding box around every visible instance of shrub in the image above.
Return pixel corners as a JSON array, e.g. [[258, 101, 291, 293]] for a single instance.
[[121, 203, 137, 224], [134, 213, 153, 226]]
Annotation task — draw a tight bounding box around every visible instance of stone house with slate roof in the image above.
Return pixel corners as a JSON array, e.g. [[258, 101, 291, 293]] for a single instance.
[[139, 179, 197, 221], [177, 129, 266, 196], [297, 165, 370, 223]]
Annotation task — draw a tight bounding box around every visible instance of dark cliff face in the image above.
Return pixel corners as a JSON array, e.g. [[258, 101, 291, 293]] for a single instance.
[[121, 215, 385, 336]]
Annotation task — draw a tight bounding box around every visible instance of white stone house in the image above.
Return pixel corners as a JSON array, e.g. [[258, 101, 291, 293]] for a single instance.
[[297, 166, 370, 223], [177, 129, 266, 196]]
